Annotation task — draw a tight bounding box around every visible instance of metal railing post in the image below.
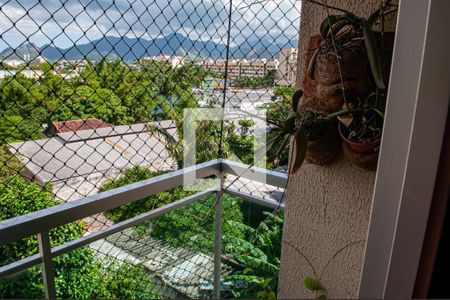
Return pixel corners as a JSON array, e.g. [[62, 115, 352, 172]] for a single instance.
[[38, 231, 56, 299], [213, 172, 224, 299]]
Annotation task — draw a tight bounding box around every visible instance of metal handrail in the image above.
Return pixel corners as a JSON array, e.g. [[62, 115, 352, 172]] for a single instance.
[[0, 159, 287, 298]]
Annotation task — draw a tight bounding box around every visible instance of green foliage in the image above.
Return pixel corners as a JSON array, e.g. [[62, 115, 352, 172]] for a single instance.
[[0, 115, 44, 144], [0, 59, 209, 142], [99, 166, 245, 253], [0, 177, 85, 265], [0, 147, 24, 178], [304, 277, 322, 291], [224, 212, 284, 299], [0, 176, 160, 299], [233, 69, 277, 89], [228, 119, 255, 165], [149, 119, 239, 168], [304, 277, 326, 299], [151, 194, 244, 252], [264, 86, 294, 166], [99, 166, 193, 222], [88, 260, 160, 299], [268, 85, 294, 125]]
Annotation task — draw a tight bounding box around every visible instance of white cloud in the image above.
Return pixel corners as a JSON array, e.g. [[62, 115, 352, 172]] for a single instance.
[[0, 0, 300, 50]]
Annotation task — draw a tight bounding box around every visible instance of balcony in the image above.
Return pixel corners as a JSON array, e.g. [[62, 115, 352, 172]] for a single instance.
[[0, 159, 287, 299], [0, 0, 301, 295], [2, 0, 450, 298]]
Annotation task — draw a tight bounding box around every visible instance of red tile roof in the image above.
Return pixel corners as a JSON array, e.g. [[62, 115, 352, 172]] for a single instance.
[[51, 118, 112, 133]]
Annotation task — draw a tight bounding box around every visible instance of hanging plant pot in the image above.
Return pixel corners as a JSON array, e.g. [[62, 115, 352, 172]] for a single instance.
[[338, 122, 381, 154], [302, 36, 371, 114], [342, 141, 379, 171], [305, 123, 340, 165], [338, 123, 381, 171]]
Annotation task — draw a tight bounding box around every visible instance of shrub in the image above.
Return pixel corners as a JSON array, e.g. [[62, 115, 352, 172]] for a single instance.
[[0, 176, 160, 299], [151, 194, 244, 252], [224, 212, 284, 299], [0, 147, 24, 179], [99, 166, 245, 253], [99, 166, 192, 222]]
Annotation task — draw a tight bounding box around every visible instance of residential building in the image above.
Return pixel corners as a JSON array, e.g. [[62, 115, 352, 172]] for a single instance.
[[9, 120, 177, 201], [28, 55, 46, 67], [48, 118, 112, 135], [2, 59, 24, 68], [196, 58, 279, 80], [139, 55, 185, 68], [0, 69, 44, 81], [277, 48, 298, 85]]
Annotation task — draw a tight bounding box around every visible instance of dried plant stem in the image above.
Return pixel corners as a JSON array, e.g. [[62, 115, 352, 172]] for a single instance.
[[322, 0, 349, 107]]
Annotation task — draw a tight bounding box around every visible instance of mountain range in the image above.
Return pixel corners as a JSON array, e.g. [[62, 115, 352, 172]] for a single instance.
[[0, 33, 298, 62]]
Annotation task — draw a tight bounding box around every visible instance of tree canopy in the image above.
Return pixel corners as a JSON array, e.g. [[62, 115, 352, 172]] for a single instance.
[[0, 59, 215, 143], [0, 176, 160, 299]]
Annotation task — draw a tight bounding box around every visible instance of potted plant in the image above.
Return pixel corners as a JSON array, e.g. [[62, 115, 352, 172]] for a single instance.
[[303, 0, 396, 171], [267, 89, 339, 174], [301, 0, 396, 111], [334, 92, 384, 170], [267, 1, 397, 173]]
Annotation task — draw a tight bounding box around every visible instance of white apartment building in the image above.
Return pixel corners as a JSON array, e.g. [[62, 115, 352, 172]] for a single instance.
[[0, 70, 44, 81], [2, 55, 46, 68], [2, 59, 24, 68], [197, 58, 279, 81], [139, 55, 185, 68], [277, 48, 298, 85], [28, 55, 46, 67]]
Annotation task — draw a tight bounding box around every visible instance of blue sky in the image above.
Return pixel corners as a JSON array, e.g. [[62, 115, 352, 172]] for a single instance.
[[0, 0, 301, 51]]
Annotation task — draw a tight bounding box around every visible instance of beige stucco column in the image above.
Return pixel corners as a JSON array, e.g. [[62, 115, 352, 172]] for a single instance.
[[278, 1, 397, 298]]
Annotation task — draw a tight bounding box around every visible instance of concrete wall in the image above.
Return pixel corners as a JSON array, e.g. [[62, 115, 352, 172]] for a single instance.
[[278, 1, 397, 298]]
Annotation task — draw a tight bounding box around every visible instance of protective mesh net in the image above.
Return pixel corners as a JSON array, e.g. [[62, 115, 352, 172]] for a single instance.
[[0, 0, 299, 298]]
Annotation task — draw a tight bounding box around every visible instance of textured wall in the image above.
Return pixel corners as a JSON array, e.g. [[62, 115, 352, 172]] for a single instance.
[[278, 157, 375, 299], [279, 0, 397, 298]]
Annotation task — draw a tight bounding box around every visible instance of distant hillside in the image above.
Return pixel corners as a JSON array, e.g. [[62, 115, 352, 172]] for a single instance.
[[0, 43, 40, 60], [1, 33, 298, 62]]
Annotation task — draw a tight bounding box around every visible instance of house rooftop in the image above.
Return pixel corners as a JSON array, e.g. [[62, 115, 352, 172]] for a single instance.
[[9, 120, 177, 184], [51, 118, 112, 133]]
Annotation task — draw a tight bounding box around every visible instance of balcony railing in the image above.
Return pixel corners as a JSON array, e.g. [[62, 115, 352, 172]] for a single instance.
[[0, 159, 286, 299]]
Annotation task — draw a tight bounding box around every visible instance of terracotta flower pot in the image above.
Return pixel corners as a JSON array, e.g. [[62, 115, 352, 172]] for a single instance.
[[342, 141, 379, 171], [338, 123, 381, 154], [338, 123, 381, 171], [305, 124, 341, 165]]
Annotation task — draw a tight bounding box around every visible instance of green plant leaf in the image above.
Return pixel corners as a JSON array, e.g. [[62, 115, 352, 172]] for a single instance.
[[289, 127, 307, 175], [366, 107, 384, 119], [307, 47, 320, 80], [284, 111, 299, 134], [273, 135, 290, 162], [236, 255, 279, 274], [223, 235, 268, 261], [225, 274, 265, 285], [226, 220, 256, 234], [318, 12, 361, 38], [363, 21, 385, 89], [304, 277, 322, 291], [319, 15, 341, 39], [327, 18, 359, 38], [291, 89, 303, 112], [267, 131, 289, 161]]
